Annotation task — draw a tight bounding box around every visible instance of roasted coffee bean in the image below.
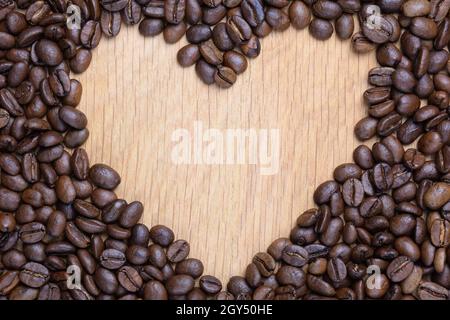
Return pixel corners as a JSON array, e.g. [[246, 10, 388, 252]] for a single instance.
[[200, 275, 222, 294], [148, 244, 166, 268], [199, 39, 223, 65], [118, 266, 143, 292], [166, 274, 195, 296], [2, 0, 450, 302], [101, 0, 128, 12], [149, 225, 174, 247], [282, 245, 308, 267], [351, 31, 376, 53], [195, 59, 216, 84], [177, 44, 200, 67], [126, 245, 149, 265], [342, 178, 364, 207], [252, 252, 276, 277], [100, 10, 121, 37], [424, 182, 450, 210], [309, 18, 334, 40], [167, 240, 190, 263], [214, 66, 236, 88], [306, 274, 335, 296], [386, 256, 413, 282], [416, 281, 449, 300], [175, 258, 204, 278], [19, 222, 45, 244], [327, 257, 347, 282], [143, 280, 168, 300], [94, 267, 118, 295], [100, 248, 126, 270], [89, 164, 121, 190], [241, 0, 264, 27], [19, 262, 49, 288], [165, 0, 186, 24], [354, 117, 378, 140], [430, 219, 450, 247]]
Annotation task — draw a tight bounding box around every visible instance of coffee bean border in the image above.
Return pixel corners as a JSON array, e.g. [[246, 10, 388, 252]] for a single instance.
[[1, 0, 450, 300]]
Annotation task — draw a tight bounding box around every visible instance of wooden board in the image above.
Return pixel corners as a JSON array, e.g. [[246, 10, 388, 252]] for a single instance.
[[74, 24, 376, 282]]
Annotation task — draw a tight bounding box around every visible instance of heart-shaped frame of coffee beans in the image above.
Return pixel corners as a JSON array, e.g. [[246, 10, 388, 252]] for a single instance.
[[0, 0, 450, 301]]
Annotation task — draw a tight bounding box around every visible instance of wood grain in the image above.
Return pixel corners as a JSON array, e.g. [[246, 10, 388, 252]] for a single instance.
[[74, 24, 376, 282]]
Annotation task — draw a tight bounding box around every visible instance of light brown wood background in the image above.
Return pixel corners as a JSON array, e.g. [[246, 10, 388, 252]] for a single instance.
[[74, 24, 376, 283]]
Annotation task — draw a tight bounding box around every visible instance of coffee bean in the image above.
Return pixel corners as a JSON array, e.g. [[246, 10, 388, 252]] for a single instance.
[[309, 18, 334, 40], [118, 266, 143, 292], [306, 274, 335, 297], [282, 245, 308, 267], [126, 245, 149, 265], [430, 219, 450, 247], [177, 44, 200, 67], [167, 240, 190, 263], [342, 178, 364, 207], [19, 222, 45, 244], [386, 256, 414, 282], [19, 262, 49, 288], [143, 280, 168, 300], [200, 275, 222, 294], [70, 49, 92, 74], [394, 236, 420, 261], [122, 0, 142, 25], [165, 0, 186, 24], [94, 267, 118, 295], [139, 18, 164, 37], [410, 17, 438, 39], [186, 24, 211, 44], [416, 281, 449, 300], [100, 248, 126, 270], [252, 252, 276, 277], [214, 66, 236, 88], [101, 0, 128, 12], [327, 257, 347, 282], [80, 21, 102, 49], [199, 39, 223, 65], [362, 15, 393, 44], [101, 10, 121, 37], [175, 258, 204, 278], [289, 0, 311, 29], [89, 164, 121, 190], [241, 0, 264, 27], [149, 225, 174, 247], [166, 274, 194, 296]]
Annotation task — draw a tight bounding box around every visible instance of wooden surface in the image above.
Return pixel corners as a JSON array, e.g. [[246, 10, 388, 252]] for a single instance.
[[74, 25, 376, 282]]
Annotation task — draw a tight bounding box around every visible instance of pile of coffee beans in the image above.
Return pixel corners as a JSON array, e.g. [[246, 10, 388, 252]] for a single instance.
[[1, 0, 450, 300]]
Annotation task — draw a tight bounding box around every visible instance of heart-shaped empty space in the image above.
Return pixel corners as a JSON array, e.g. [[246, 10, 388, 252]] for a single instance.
[[74, 25, 375, 281]]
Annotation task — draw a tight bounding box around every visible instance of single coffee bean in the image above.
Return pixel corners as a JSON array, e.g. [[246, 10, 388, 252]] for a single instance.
[[386, 256, 414, 282], [282, 245, 309, 267], [309, 18, 334, 40], [89, 164, 121, 190], [118, 266, 143, 292], [200, 275, 222, 294], [94, 267, 118, 295], [416, 281, 449, 300], [166, 274, 195, 296], [19, 262, 49, 288], [177, 44, 201, 67], [100, 248, 126, 270], [167, 240, 190, 263]]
